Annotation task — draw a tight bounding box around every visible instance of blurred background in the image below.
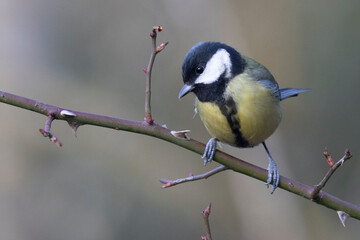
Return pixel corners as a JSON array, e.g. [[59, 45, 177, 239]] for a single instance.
[[1, 0, 360, 239]]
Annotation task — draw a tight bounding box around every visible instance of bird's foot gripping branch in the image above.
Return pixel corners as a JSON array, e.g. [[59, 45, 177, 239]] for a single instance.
[[0, 26, 359, 236]]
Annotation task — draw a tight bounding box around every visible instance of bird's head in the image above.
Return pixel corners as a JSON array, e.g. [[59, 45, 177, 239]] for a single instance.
[[179, 42, 245, 102]]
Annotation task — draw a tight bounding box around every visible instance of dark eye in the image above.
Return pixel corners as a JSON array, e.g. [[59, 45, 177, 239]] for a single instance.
[[195, 66, 204, 74]]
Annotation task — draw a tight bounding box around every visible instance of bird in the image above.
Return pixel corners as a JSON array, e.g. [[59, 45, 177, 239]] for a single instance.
[[178, 42, 309, 194]]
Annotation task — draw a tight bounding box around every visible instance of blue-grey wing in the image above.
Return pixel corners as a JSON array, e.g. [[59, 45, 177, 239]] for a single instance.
[[243, 56, 281, 100], [258, 80, 281, 100], [243, 55, 309, 100]]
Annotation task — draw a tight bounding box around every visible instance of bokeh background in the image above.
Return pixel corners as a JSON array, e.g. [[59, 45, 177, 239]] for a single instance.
[[1, 0, 360, 239]]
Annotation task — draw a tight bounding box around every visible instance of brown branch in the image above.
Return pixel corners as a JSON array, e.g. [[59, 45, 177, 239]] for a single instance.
[[201, 203, 213, 240], [1, 89, 360, 221], [311, 148, 352, 200], [144, 25, 168, 125], [160, 165, 228, 188]]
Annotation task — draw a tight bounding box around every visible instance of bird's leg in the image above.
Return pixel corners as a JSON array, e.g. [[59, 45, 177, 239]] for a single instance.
[[202, 138, 217, 166], [262, 142, 280, 194]]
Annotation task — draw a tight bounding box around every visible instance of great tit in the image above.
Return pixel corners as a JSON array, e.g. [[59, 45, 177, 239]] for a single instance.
[[178, 42, 309, 193]]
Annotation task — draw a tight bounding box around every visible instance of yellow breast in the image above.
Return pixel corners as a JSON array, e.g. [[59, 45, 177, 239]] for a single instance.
[[195, 100, 236, 144], [195, 73, 282, 147]]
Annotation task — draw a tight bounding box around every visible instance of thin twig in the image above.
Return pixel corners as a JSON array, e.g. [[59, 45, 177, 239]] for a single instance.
[[44, 112, 55, 133], [201, 203, 212, 240], [39, 113, 62, 147], [160, 165, 228, 188], [311, 149, 352, 200], [144, 25, 168, 125]]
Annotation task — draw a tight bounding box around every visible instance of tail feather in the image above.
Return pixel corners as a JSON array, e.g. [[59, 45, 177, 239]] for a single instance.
[[280, 88, 310, 101]]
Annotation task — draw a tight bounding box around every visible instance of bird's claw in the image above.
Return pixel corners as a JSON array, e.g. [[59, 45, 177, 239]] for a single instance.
[[202, 138, 217, 166], [265, 159, 280, 194]]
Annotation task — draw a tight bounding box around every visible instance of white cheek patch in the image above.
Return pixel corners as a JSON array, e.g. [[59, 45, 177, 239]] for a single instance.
[[194, 48, 232, 85]]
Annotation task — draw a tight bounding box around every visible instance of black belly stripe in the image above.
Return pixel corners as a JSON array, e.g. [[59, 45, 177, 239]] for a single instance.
[[216, 97, 250, 147]]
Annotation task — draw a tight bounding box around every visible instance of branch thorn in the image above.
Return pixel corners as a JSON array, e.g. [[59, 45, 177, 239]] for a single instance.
[[67, 121, 83, 137], [337, 211, 350, 227], [171, 130, 191, 140], [60, 110, 77, 117]]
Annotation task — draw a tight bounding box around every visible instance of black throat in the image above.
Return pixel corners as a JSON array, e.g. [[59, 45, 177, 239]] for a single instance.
[[193, 74, 229, 102]]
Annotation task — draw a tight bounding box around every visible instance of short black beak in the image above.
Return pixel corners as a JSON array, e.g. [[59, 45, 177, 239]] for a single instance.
[[178, 84, 195, 99]]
